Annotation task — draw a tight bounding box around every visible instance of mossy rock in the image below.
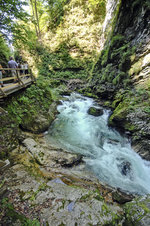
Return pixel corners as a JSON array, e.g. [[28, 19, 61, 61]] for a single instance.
[[124, 195, 150, 226], [108, 101, 128, 128], [87, 107, 103, 117], [20, 102, 58, 134]]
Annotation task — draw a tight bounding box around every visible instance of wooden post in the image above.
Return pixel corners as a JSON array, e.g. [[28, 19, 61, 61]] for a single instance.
[[0, 87, 6, 97], [16, 69, 25, 87]]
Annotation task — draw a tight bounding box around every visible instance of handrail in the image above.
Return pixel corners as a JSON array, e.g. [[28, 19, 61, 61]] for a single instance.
[[0, 68, 35, 98], [0, 68, 25, 70]]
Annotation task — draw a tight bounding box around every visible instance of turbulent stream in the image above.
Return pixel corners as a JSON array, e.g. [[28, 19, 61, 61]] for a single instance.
[[47, 93, 150, 195]]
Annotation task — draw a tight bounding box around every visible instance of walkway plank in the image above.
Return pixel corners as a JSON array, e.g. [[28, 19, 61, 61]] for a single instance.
[[0, 74, 34, 99]]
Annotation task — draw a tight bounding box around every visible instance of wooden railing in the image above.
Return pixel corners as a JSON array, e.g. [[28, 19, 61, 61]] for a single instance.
[[0, 68, 35, 98]]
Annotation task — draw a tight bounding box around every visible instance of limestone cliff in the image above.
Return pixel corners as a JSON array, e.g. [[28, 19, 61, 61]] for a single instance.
[[90, 0, 150, 159]]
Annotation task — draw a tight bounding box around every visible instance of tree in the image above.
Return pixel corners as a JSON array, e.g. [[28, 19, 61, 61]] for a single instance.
[[30, 0, 41, 38], [0, 35, 11, 66], [0, 0, 28, 37]]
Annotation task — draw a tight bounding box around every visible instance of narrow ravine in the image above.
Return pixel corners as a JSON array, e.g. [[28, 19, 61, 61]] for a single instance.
[[46, 93, 150, 195]]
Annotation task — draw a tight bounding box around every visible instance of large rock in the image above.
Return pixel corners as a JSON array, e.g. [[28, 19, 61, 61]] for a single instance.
[[20, 102, 58, 133], [22, 138, 83, 167], [67, 79, 85, 91], [87, 107, 103, 117], [124, 195, 150, 226], [0, 164, 124, 226]]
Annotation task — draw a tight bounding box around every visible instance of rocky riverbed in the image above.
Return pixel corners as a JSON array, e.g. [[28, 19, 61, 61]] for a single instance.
[[1, 131, 150, 225]]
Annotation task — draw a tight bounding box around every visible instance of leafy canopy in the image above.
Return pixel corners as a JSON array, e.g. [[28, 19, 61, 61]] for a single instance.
[[0, 0, 28, 36]]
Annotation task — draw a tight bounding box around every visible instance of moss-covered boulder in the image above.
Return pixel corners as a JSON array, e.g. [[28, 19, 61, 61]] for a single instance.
[[20, 102, 58, 133], [87, 107, 103, 117], [124, 195, 150, 226]]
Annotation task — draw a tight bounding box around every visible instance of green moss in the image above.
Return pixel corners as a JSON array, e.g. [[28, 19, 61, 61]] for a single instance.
[[124, 123, 136, 132], [129, 59, 142, 76], [101, 47, 109, 66], [93, 189, 104, 201], [3, 76, 56, 128], [0, 198, 40, 225], [80, 191, 93, 201], [109, 101, 129, 126], [124, 197, 150, 225], [0, 179, 5, 189], [103, 101, 112, 107], [110, 34, 125, 50]]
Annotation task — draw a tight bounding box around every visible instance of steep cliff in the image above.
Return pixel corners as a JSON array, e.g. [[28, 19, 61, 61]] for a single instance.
[[90, 0, 150, 159]]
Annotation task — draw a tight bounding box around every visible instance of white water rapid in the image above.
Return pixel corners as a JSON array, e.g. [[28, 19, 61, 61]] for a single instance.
[[47, 93, 150, 195]]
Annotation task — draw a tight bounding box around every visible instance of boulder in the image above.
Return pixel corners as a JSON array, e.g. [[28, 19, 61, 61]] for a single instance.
[[87, 107, 103, 117], [124, 195, 150, 226], [20, 102, 58, 133], [22, 138, 83, 167]]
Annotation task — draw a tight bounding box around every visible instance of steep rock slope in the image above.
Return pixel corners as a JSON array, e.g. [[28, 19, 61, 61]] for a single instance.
[[90, 0, 150, 159]]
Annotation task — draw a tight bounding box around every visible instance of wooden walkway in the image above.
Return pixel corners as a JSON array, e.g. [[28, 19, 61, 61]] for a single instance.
[[0, 68, 35, 99]]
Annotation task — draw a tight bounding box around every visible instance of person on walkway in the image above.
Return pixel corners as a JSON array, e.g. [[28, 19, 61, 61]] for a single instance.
[[20, 62, 24, 75], [24, 62, 28, 75], [0, 64, 5, 87], [8, 57, 18, 82]]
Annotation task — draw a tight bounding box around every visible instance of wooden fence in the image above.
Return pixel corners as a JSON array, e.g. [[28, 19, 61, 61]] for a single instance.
[[0, 68, 35, 99]]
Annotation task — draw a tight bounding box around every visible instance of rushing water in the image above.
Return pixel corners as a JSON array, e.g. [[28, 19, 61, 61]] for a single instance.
[[47, 93, 150, 195]]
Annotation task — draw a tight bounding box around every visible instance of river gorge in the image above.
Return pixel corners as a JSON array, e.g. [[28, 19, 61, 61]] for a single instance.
[[47, 93, 150, 195]]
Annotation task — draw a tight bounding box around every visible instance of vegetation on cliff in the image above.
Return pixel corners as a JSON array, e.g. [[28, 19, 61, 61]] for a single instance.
[[0, 0, 150, 225], [88, 0, 150, 158]]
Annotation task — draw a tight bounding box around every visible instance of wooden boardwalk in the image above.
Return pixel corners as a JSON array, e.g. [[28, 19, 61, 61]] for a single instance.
[[0, 68, 35, 99]]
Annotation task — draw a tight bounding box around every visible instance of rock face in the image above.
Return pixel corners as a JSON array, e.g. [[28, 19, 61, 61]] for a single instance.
[[67, 79, 85, 91], [1, 134, 149, 226], [20, 102, 58, 133], [0, 136, 126, 225], [90, 0, 150, 160]]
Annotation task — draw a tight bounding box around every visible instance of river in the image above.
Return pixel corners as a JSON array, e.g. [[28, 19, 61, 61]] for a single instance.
[[46, 93, 150, 195]]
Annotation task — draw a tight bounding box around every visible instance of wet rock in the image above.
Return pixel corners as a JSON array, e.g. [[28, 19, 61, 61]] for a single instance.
[[112, 190, 134, 204], [57, 154, 83, 167], [0, 159, 125, 226], [22, 138, 83, 167], [124, 195, 150, 226], [118, 161, 132, 176], [67, 79, 85, 91], [87, 107, 103, 117]]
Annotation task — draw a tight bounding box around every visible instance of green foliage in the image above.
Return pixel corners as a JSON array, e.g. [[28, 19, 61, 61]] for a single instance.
[[31, 42, 89, 80], [0, 35, 11, 66], [0, 198, 40, 225], [110, 34, 125, 50], [14, 23, 37, 51], [44, 0, 69, 29], [6, 76, 53, 125], [0, 0, 28, 36], [93, 34, 137, 89], [88, 0, 106, 20], [101, 47, 109, 66]]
